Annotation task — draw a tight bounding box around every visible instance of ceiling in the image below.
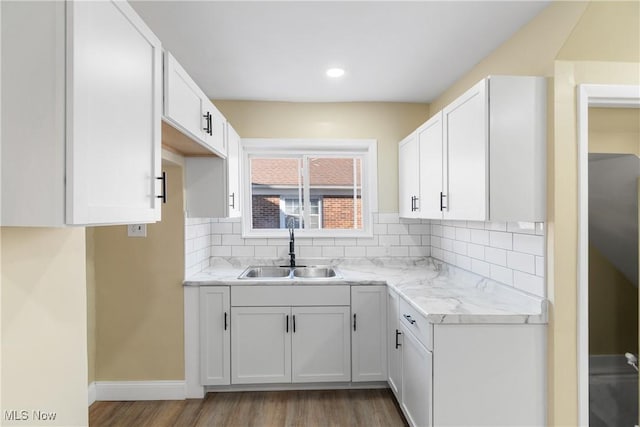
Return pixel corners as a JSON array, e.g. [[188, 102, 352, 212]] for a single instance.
[[130, 1, 550, 103]]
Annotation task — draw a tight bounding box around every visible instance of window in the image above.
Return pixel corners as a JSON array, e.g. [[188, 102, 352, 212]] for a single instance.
[[241, 139, 377, 238]]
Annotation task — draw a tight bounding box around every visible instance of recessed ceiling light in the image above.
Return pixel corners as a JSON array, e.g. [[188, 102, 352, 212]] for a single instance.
[[326, 68, 345, 78]]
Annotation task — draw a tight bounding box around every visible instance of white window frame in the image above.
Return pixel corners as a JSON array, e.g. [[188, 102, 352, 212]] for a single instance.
[[240, 139, 377, 238]]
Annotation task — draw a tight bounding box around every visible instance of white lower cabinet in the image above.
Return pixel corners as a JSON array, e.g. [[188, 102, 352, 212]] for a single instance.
[[231, 306, 292, 384], [401, 323, 433, 427], [230, 305, 351, 384], [351, 286, 387, 382], [387, 289, 402, 400], [199, 287, 230, 385], [291, 306, 351, 383]]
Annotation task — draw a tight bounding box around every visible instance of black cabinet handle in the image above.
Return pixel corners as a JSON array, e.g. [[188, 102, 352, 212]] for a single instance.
[[403, 314, 416, 325], [293, 315, 296, 333], [286, 315, 289, 333], [353, 314, 357, 331], [209, 113, 213, 135], [440, 192, 447, 211], [395, 329, 402, 349], [224, 312, 228, 331], [411, 196, 419, 212], [203, 112, 212, 135], [229, 192, 235, 209], [156, 171, 167, 204]]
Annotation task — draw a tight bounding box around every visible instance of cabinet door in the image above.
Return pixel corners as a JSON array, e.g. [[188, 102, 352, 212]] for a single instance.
[[204, 101, 227, 157], [442, 79, 488, 221], [164, 52, 207, 145], [231, 307, 291, 384], [387, 289, 402, 400], [399, 132, 420, 218], [352, 286, 387, 382], [67, 0, 162, 224], [291, 306, 351, 383], [401, 324, 433, 427], [417, 112, 444, 219], [226, 124, 242, 218], [199, 287, 230, 385]]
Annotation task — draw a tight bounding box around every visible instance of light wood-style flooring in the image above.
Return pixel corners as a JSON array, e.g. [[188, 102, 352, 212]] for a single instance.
[[89, 389, 407, 427]]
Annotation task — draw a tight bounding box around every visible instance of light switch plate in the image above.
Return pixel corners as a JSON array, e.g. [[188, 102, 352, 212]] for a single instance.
[[127, 224, 147, 238]]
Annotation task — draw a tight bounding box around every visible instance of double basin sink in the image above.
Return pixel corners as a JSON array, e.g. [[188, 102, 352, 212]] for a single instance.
[[238, 265, 341, 280]]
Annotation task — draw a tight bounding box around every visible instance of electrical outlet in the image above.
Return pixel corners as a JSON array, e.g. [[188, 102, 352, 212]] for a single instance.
[[127, 224, 147, 238]]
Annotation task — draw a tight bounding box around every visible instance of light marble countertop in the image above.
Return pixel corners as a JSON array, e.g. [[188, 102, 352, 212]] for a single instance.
[[185, 257, 548, 325]]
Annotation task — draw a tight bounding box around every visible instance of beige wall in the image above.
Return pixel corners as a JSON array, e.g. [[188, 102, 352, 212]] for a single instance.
[[214, 101, 430, 213], [1, 228, 88, 427], [86, 228, 96, 385], [92, 164, 185, 381]]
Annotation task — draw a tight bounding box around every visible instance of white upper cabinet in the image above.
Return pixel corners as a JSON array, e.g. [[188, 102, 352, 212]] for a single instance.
[[399, 75, 546, 222], [184, 123, 241, 218], [417, 112, 444, 219], [442, 79, 488, 221], [1, 0, 163, 226], [164, 52, 226, 158], [398, 132, 420, 218]]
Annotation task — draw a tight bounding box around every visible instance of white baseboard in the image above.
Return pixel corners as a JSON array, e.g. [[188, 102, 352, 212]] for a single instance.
[[88, 382, 96, 406], [94, 381, 186, 401]]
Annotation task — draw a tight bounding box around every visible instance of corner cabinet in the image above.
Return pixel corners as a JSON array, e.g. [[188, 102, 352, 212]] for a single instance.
[[163, 52, 226, 157], [2, 0, 163, 226], [399, 75, 546, 222]]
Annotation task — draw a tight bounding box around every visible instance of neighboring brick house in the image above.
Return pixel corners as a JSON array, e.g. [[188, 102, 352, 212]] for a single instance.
[[251, 158, 362, 229]]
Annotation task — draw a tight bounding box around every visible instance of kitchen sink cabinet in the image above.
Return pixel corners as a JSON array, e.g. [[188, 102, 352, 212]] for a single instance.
[[398, 75, 546, 222], [163, 52, 226, 157], [199, 287, 230, 386], [230, 306, 351, 384], [2, 0, 163, 226], [351, 286, 387, 382]]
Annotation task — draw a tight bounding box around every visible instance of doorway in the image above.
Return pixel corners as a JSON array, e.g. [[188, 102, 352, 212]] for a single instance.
[[577, 85, 640, 426]]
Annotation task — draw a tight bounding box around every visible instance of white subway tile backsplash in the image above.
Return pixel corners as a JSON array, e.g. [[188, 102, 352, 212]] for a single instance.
[[387, 224, 409, 235], [455, 254, 472, 271], [313, 238, 335, 247], [357, 236, 379, 246], [506, 251, 535, 274], [431, 224, 443, 237], [299, 246, 323, 258], [232, 222, 242, 234], [442, 226, 456, 239], [431, 247, 444, 259], [431, 236, 442, 249], [211, 246, 232, 257], [441, 238, 453, 252], [366, 247, 388, 257], [222, 234, 244, 246], [513, 234, 544, 256], [485, 221, 507, 231], [470, 229, 489, 245], [408, 224, 429, 235], [466, 221, 485, 230], [244, 238, 269, 246], [410, 246, 430, 257], [421, 235, 431, 246], [489, 231, 513, 250], [452, 240, 467, 255], [378, 213, 400, 224], [232, 246, 255, 257], [443, 250, 456, 264], [467, 243, 484, 260], [514, 271, 545, 296], [485, 247, 507, 266], [379, 235, 400, 247], [210, 234, 222, 246], [471, 259, 491, 277], [345, 246, 366, 257], [322, 246, 345, 258], [373, 223, 388, 235], [211, 222, 233, 234], [507, 222, 536, 235], [400, 235, 422, 246], [455, 227, 471, 242], [254, 246, 278, 258], [390, 246, 409, 257], [490, 264, 513, 286]]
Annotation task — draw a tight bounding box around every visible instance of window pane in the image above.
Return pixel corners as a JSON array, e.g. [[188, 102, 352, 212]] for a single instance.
[[250, 158, 301, 229], [308, 157, 362, 230]]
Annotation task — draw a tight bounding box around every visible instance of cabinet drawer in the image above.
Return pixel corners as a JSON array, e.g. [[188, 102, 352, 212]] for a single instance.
[[231, 286, 350, 307], [399, 298, 432, 351]]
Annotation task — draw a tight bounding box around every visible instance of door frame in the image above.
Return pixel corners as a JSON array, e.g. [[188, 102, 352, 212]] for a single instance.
[[576, 83, 640, 426]]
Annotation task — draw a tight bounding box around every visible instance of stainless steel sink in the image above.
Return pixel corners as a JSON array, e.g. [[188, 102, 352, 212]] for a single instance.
[[237, 265, 341, 280], [238, 266, 291, 279], [292, 266, 338, 278]]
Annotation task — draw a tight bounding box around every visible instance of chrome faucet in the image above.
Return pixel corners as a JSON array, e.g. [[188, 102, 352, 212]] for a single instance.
[[287, 217, 296, 268]]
